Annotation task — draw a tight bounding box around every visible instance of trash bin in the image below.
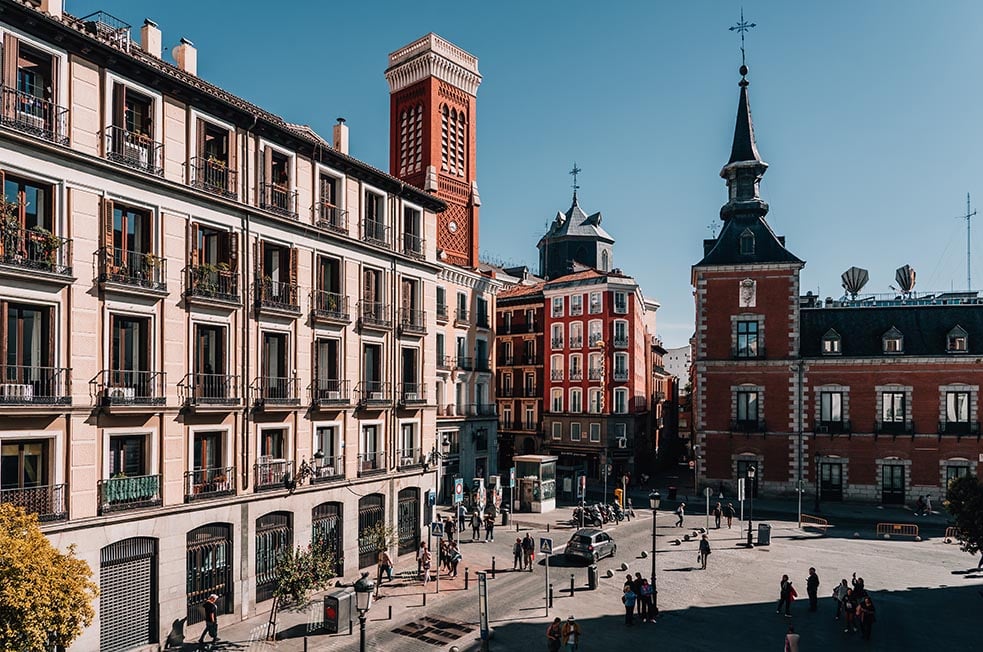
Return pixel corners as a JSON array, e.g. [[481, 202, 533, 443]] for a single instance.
[[757, 523, 771, 546], [501, 508, 510, 526], [668, 486, 678, 500], [587, 564, 599, 590], [324, 587, 354, 633]]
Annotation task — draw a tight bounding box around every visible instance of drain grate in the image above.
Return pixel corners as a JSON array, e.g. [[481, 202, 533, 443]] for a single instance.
[[392, 616, 476, 646]]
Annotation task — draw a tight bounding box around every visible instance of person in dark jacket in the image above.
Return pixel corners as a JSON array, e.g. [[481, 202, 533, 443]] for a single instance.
[[546, 617, 562, 652], [857, 595, 876, 640], [776, 574, 794, 616], [713, 502, 722, 529], [806, 567, 820, 611], [513, 538, 523, 570], [724, 502, 736, 528], [699, 534, 711, 570]]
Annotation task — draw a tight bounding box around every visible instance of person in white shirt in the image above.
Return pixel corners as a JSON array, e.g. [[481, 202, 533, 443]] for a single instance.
[[784, 625, 800, 652]]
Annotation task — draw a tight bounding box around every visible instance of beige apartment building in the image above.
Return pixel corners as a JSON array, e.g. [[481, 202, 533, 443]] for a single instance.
[[0, 2, 442, 650]]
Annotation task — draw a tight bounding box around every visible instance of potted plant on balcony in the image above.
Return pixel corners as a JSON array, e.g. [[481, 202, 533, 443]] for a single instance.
[[0, 200, 23, 261], [28, 226, 64, 270], [142, 253, 162, 286]]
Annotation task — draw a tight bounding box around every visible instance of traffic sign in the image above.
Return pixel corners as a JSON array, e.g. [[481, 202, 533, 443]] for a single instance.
[[539, 537, 553, 555], [738, 478, 746, 501], [453, 478, 464, 504], [578, 474, 586, 498], [688, 460, 695, 469], [426, 489, 436, 507], [509, 466, 516, 489], [430, 521, 444, 538]]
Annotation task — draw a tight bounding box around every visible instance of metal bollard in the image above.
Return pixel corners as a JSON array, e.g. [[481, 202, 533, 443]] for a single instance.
[[492, 556, 496, 579], [388, 605, 392, 620], [570, 574, 575, 596], [304, 637, 308, 652], [465, 567, 470, 590], [423, 592, 427, 607], [549, 584, 554, 608], [547, 523, 550, 532], [349, 617, 353, 636]]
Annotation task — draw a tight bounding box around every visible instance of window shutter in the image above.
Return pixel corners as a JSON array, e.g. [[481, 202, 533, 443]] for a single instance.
[[262, 147, 273, 203], [362, 268, 375, 305], [188, 223, 199, 267], [254, 239, 262, 279], [401, 279, 412, 311], [227, 128, 238, 197], [289, 247, 298, 287], [0, 301, 7, 375], [111, 83, 126, 129], [195, 118, 206, 160], [227, 231, 239, 271], [2, 34, 18, 91], [101, 198, 115, 250]]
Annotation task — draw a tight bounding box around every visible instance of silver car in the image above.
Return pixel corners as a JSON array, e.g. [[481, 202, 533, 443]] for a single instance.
[[563, 528, 617, 563]]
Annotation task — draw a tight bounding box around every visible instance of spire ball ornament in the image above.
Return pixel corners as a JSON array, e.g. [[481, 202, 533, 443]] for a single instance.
[[740, 64, 748, 77]]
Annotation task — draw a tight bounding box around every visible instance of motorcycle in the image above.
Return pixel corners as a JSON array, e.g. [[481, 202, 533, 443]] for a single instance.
[[609, 503, 625, 522]]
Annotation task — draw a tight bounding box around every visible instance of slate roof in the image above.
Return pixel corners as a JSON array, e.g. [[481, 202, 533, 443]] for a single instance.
[[728, 75, 761, 165], [800, 304, 983, 357], [696, 215, 802, 267], [537, 195, 614, 246]]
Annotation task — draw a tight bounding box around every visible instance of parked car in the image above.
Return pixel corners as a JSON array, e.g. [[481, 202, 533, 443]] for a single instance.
[[563, 528, 617, 563]]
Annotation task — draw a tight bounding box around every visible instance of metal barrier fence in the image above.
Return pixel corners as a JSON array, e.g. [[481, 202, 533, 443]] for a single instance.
[[800, 514, 829, 534], [875, 522, 919, 538], [944, 527, 962, 543]]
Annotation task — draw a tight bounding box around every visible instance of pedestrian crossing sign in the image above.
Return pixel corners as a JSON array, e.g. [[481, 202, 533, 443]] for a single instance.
[[431, 522, 444, 538], [540, 537, 553, 554]]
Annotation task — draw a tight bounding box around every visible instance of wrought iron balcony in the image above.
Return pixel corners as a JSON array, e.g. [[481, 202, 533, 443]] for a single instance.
[[0, 483, 67, 522], [356, 381, 391, 406], [104, 125, 163, 176], [311, 378, 351, 407], [251, 375, 300, 407], [499, 355, 515, 366], [402, 232, 425, 259], [91, 370, 166, 406], [359, 300, 391, 329], [455, 308, 470, 325], [613, 336, 629, 349], [474, 358, 491, 372], [938, 420, 981, 436], [360, 219, 390, 247], [551, 337, 564, 349], [397, 447, 423, 469], [588, 368, 604, 381], [311, 455, 345, 483], [613, 370, 629, 382], [260, 183, 298, 219], [874, 420, 914, 435], [317, 202, 348, 234], [456, 356, 474, 371], [522, 354, 543, 365], [589, 334, 604, 347], [569, 369, 584, 381], [399, 308, 427, 335], [550, 369, 564, 381], [98, 474, 162, 513], [466, 403, 497, 417], [570, 337, 583, 349], [310, 290, 350, 323], [398, 382, 427, 406], [189, 156, 237, 198], [522, 385, 539, 397], [254, 278, 300, 313], [0, 85, 69, 144], [0, 366, 71, 406], [498, 386, 515, 398], [254, 459, 292, 492], [185, 264, 238, 303], [437, 355, 453, 370], [476, 313, 490, 329], [436, 304, 449, 322], [357, 451, 385, 476], [178, 373, 241, 407], [185, 466, 236, 501], [97, 247, 167, 292], [0, 222, 73, 276], [729, 419, 766, 433], [814, 419, 852, 435]]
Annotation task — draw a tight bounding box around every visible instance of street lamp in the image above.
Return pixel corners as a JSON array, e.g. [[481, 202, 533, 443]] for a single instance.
[[814, 455, 821, 513], [648, 490, 661, 619], [353, 571, 375, 652], [745, 465, 756, 548]]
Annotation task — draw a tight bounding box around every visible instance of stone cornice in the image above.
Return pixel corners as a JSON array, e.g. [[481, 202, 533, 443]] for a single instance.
[[386, 35, 482, 96], [438, 263, 503, 295]]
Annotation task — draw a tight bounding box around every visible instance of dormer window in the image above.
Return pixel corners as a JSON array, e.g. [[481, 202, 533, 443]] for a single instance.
[[947, 325, 968, 353], [822, 329, 841, 355], [739, 229, 755, 255], [882, 327, 903, 354]]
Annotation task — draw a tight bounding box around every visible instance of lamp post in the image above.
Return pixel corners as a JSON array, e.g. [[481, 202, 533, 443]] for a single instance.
[[745, 466, 756, 548], [814, 455, 821, 513], [649, 490, 661, 619], [354, 571, 375, 652]]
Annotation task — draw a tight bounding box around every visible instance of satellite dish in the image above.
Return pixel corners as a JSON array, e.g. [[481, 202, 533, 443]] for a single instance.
[[840, 266, 869, 299], [895, 265, 916, 294]]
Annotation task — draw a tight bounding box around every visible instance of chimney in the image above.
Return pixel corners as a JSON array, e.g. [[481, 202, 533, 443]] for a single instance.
[[140, 19, 162, 59], [173, 38, 197, 76], [332, 117, 349, 155], [40, 0, 63, 19]]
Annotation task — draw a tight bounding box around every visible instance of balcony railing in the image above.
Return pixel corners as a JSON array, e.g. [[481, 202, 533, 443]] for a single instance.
[[317, 202, 348, 234], [875, 420, 914, 435], [551, 337, 564, 349], [398, 382, 427, 405], [97, 247, 167, 291], [402, 232, 425, 259], [814, 419, 852, 435], [185, 264, 238, 303], [588, 368, 603, 381], [499, 355, 514, 366], [498, 386, 515, 398], [310, 290, 350, 323], [252, 375, 300, 406], [456, 356, 474, 371], [474, 358, 491, 372], [0, 483, 67, 521], [311, 456, 345, 483], [92, 370, 166, 406], [260, 183, 298, 219], [476, 314, 490, 329], [437, 355, 452, 370], [255, 278, 300, 312], [397, 447, 423, 469], [311, 378, 351, 406], [254, 459, 292, 492], [185, 466, 236, 501], [729, 419, 766, 433], [98, 474, 162, 513], [613, 336, 629, 349], [527, 320, 540, 332], [399, 308, 427, 334], [105, 125, 163, 176], [466, 403, 497, 417], [570, 337, 583, 349], [522, 354, 543, 365], [938, 420, 981, 436], [455, 308, 470, 325], [589, 334, 603, 347], [613, 370, 629, 382], [550, 369, 564, 381], [178, 373, 241, 407], [0, 366, 71, 405], [189, 157, 237, 198], [569, 369, 584, 381], [0, 222, 73, 276], [436, 304, 448, 321], [522, 386, 539, 397], [0, 85, 69, 144], [358, 451, 385, 476], [359, 301, 392, 329], [356, 381, 391, 406], [360, 220, 390, 247]]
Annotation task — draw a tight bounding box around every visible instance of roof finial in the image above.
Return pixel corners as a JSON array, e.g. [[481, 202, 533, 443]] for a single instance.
[[729, 8, 756, 70], [569, 162, 582, 204]]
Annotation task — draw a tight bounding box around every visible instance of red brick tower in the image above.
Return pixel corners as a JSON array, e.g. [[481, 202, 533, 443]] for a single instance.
[[386, 34, 482, 267]]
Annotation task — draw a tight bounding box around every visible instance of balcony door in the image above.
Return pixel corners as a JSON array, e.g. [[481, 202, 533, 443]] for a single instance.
[[261, 332, 288, 399], [315, 339, 340, 396], [259, 428, 285, 461], [111, 315, 149, 393], [3, 174, 53, 232], [113, 204, 152, 258], [363, 344, 381, 387], [2, 302, 51, 386], [1, 440, 48, 489], [317, 256, 341, 294], [109, 434, 145, 478], [195, 324, 226, 400], [401, 347, 418, 389], [819, 462, 843, 501], [193, 431, 223, 473]]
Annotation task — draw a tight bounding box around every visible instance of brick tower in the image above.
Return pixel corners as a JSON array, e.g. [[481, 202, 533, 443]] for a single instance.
[[386, 34, 482, 267]]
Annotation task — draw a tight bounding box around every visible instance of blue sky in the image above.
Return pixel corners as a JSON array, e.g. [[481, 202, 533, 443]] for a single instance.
[[70, 0, 983, 347]]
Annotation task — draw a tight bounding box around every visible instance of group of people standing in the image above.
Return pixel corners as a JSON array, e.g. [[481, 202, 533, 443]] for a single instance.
[[513, 533, 536, 571], [777, 568, 876, 645], [620, 572, 656, 625]]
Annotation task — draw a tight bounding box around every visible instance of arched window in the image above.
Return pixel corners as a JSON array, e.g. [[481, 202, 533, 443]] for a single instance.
[[358, 494, 385, 568], [313, 502, 344, 575], [600, 250, 610, 271], [739, 229, 755, 255], [187, 524, 233, 623]]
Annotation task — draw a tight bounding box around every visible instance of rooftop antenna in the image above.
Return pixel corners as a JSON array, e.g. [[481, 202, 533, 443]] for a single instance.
[[729, 7, 757, 67], [955, 192, 976, 292]]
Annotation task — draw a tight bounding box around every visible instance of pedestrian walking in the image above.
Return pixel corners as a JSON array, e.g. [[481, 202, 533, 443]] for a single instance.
[[484, 513, 495, 542], [471, 510, 482, 541], [522, 533, 535, 571], [842, 588, 857, 633], [377, 550, 393, 583], [857, 595, 876, 640], [632, 573, 645, 616], [513, 538, 523, 570], [724, 502, 735, 529], [675, 502, 685, 527], [833, 578, 849, 619], [698, 534, 711, 570], [457, 503, 468, 532], [417, 542, 427, 578], [622, 586, 637, 625], [713, 502, 722, 529], [445, 516, 456, 542], [439, 540, 450, 573], [806, 567, 819, 611], [784, 625, 800, 652], [449, 541, 462, 578], [561, 616, 581, 651], [925, 494, 933, 515], [776, 574, 793, 616], [546, 617, 563, 652], [639, 578, 654, 622], [421, 547, 433, 587], [197, 594, 219, 649]]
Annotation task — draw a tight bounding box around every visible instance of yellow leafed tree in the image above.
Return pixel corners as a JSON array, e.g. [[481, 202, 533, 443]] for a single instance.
[[0, 503, 98, 651]]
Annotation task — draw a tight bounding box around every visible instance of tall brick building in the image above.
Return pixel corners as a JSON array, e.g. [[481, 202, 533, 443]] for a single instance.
[[693, 64, 982, 504]]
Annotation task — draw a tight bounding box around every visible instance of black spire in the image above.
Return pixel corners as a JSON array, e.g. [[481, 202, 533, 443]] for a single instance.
[[720, 65, 769, 221], [728, 65, 760, 164]]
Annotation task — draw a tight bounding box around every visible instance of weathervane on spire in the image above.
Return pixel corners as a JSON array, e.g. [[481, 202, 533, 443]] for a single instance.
[[569, 162, 582, 201], [729, 8, 756, 68]]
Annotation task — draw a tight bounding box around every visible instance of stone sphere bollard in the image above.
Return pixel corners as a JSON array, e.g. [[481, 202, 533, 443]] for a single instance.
[[604, 569, 615, 578], [640, 551, 648, 558], [619, 562, 629, 571]]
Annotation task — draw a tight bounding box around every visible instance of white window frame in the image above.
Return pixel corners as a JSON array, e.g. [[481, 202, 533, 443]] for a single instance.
[[613, 291, 628, 314], [551, 296, 564, 318], [569, 388, 583, 413], [551, 388, 564, 413], [613, 388, 628, 414], [589, 422, 601, 442], [257, 424, 292, 462], [589, 292, 603, 314], [570, 294, 583, 315], [187, 425, 234, 472], [551, 422, 562, 440], [570, 422, 582, 441]]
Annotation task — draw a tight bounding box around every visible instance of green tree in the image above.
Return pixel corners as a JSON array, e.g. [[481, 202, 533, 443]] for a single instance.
[[274, 544, 338, 606], [944, 475, 983, 557], [361, 521, 397, 555], [0, 503, 98, 650]]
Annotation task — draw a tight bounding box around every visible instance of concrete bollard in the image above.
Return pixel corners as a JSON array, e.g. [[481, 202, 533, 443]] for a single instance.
[[604, 569, 614, 578], [619, 562, 628, 571], [640, 551, 648, 558], [549, 583, 554, 607], [465, 567, 470, 590], [570, 574, 575, 596], [492, 557, 496, 579]]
